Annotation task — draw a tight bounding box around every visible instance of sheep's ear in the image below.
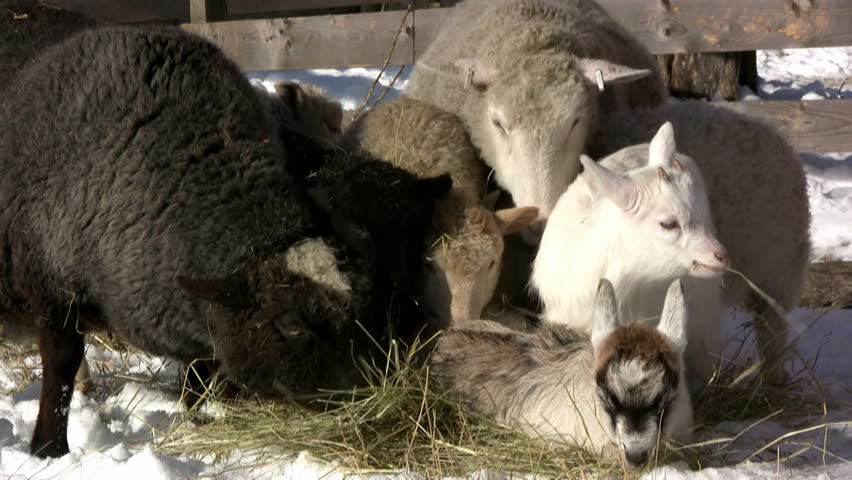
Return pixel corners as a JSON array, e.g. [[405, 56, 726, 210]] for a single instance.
[[591, 278, 619, 352], [579, 155, 637, 212], [305, 187, 375, 261], [273, 81, 304, 112], [420, 58, 499, 89], [483, 190, 501, 210], [493, 206, 540, 235], [648, 122, 677, 169], [305, 186, 334, 212], [414, 174, 453, 200], [657, 279, 688, 353], [178, 274, 252, 309], [577, 58, 653, 86], [452, 58, 499, 89]]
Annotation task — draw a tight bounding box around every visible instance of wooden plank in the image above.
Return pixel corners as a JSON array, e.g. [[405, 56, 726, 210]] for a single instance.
[[181, 9, 426, 72], [800, 261, 852, 309], [179, 0, 852, 72], [45, 0, 188, 23], [227, 0, 385, 17], [191, 0, 227, 23], [598, 0, 852, 54], [734, 99, 852, 153], [48, 0, 852, 54]]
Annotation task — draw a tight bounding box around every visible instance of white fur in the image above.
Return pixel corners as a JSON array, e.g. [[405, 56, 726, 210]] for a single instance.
[[587, 100, 812, 383], [533, 123, 729, 386]]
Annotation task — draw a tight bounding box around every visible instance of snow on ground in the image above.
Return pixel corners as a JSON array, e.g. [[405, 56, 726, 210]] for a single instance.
[[0, 48, 850, 479]]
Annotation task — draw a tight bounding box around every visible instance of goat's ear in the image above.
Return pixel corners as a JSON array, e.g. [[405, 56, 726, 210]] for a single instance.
[[577, 58, 653, 86], [494, 206, 540, 235], [414, 174, 453, 200], [580, 155, 637, 212], [273, 81, 304, 113], [591, 278, 619, 352], [649, 122, 677, 169], [657, 279, 688, 353], [483, 190, 501, 210], [178, 274, 252, 309]]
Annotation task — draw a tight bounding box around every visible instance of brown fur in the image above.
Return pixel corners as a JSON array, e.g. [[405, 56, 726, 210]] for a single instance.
[[431, 201, 503, 275], [342, 97, 488, 204], [593, 323, 677, 375]]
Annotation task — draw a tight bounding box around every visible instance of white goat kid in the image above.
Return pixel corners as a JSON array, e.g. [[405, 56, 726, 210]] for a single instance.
[[533, 123, 729, 388]]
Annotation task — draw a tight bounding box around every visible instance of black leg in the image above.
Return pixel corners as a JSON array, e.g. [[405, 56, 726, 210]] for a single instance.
[[183, 359, 213, 411], [31, 318, 84, 458]]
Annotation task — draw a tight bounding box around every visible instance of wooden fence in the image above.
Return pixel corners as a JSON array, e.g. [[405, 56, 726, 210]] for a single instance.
[[47, 0, 852, 153]]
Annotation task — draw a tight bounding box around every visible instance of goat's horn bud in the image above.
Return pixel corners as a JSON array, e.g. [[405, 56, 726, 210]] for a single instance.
[[657, 167, 671, 183]]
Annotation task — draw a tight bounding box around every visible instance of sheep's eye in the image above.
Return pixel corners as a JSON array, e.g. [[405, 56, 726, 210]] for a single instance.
[[491, 118, 508, 136], [659, 219, 680, 230], [488, 260, 496, 270]]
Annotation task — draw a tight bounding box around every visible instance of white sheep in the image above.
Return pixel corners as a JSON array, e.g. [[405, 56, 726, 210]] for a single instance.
[[343, 97, 539, 324], [407, 0, 665, 223], [430, 279, 694, 468], [533, 123, 732, 388], [586, 100, 812, 383]]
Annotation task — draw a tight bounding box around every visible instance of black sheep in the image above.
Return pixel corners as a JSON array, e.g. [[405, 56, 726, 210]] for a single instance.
[[0, 0, 96, 90], [0, 25, 449, 458]]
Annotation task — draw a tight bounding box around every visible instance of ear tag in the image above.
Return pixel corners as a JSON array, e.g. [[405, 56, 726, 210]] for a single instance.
[[595, 70, 605, 92], [464, 68, 475, 90]]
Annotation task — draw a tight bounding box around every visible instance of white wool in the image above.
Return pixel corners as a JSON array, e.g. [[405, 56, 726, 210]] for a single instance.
[[284, 238, 352, 295]]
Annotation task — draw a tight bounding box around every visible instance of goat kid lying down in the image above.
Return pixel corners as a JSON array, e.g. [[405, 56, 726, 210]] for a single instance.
[[430, 278, 693, 469]]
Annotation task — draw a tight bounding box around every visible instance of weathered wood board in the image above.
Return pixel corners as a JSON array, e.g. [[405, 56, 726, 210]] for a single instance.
[[46, 0, 852, 54], [800, 261, 852, 309], [734, 99, 852, 154]]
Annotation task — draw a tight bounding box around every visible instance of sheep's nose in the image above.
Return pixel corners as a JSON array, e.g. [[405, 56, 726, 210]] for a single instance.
[[714, 250, 729, 266], [624, 450, 649, 468]]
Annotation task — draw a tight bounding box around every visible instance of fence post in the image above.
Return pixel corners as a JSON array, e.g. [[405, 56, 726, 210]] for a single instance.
[[656, 51, 758, 101], [190, 0, 227, 23]]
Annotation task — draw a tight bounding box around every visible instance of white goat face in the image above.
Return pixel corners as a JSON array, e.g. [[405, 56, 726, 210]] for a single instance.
[[580, 123, 729, 280], [592, 279, 687, 469]]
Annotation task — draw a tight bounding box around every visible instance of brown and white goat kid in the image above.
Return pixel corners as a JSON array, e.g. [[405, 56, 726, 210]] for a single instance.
[[532, 123, 729, 388], [430, 279, 693, 468]]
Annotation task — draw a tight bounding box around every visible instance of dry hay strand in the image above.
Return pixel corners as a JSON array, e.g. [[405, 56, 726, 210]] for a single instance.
[[0, 337, 40, 395], [157, 337, 636, 479]]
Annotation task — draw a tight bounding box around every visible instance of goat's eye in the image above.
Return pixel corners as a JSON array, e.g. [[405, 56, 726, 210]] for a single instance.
[[491, 118, 508, 137], [659, 219, 680, 231]]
